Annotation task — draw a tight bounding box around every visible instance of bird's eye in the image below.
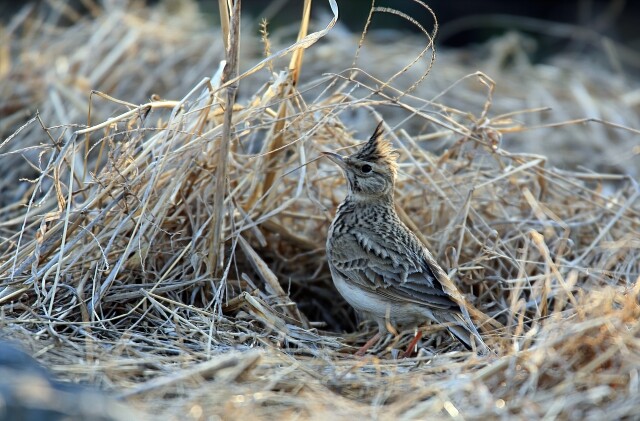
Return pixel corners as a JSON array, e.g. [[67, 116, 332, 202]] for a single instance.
[[361, 164, 372, 173]]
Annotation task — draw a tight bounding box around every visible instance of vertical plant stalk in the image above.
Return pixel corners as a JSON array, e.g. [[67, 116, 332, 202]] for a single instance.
[[288, 0, 311, 87], [210, 0, 241, 274], [218, 0, 230, 52], [261, 0, 311, 197]]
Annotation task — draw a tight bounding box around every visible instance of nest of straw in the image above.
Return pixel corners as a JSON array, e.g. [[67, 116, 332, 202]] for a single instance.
[[1, 1, 639, 419]]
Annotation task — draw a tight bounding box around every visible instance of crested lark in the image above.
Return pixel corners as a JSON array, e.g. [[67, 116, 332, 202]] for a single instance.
[[324, 122, 487, 356]]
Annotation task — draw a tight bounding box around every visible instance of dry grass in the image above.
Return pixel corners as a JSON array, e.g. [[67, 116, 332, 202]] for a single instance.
[[1, 1, 639, 420]]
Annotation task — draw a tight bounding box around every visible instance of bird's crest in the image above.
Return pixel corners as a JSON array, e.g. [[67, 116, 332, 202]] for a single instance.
[[351, 122, 398, 174]]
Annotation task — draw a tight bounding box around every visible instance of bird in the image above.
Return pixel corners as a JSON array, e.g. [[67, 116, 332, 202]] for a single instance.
[[324, 122, 488, 356]]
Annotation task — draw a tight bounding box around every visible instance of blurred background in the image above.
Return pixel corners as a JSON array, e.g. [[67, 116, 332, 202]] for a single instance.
[[3, 0, 639, 61], [2, 0, 639, 176], [248, 0, 639, 61]]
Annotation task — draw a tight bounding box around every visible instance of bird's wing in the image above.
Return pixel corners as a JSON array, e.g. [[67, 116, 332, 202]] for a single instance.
[[329, 225, 489, 353], [329, 228, 459, 311]]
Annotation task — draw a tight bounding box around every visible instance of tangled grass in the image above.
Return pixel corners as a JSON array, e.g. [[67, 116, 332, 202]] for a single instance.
[[1, 1, 639, 419]]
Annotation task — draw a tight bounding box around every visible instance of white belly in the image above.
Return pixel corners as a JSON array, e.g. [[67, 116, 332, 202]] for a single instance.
[[330, 266, 432, 329]]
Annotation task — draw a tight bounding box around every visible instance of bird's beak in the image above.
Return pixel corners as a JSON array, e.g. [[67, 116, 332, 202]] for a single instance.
[[322, 152, 347, 170]]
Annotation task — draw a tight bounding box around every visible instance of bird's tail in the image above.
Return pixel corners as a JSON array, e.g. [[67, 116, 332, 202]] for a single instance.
[[438, 310, 490, 356]]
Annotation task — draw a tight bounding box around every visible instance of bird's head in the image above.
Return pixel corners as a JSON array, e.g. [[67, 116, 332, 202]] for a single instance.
[[324, 122, 398, 202]]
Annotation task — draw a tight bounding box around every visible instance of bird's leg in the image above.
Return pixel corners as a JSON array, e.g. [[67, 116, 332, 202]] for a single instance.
[[401, 330, 423, 358], [355, 332, 382, 357]]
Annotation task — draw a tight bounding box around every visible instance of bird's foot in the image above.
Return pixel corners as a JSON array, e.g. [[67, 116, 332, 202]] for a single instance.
[[355, 332, 382, 357], [401, 330, 423, 358]]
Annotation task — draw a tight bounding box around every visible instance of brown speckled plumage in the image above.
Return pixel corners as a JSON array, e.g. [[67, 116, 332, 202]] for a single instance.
[[324, 122, 487, 354]]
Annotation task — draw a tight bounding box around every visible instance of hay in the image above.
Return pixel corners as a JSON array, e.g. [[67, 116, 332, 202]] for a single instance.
[[1, 1, 639, 419]]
